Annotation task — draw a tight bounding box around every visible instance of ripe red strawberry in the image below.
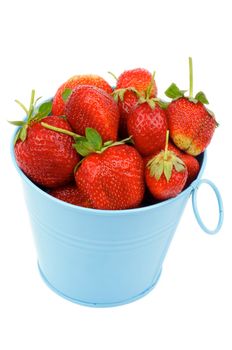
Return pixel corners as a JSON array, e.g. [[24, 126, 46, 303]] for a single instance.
[[11, 91, 79, 188], [143, 141, 181, 168], [181, 153, 200, 187], [167, 142, 182, 156], [127, 101, 168, 156], [75, 145, 144, 210], [145, 131, 188, 200], [113, 68, 158, 137], [65, 85, 120, 142], [165, 58, 218, 156], [52, 74, 113, 116], [49, 183, 92, 207], [152, 141, 200, 187], [70, 128, 144, 210]]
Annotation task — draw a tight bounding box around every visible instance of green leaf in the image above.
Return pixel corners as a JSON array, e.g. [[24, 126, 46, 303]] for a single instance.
[[156, 99, 169, 109], [138, 96, 146, 104], [73, 136, 86, 143], [147, 153, 162, 168], [148, 161, 155, 177], [154, 161, 164, 180], [127, 87, 141, 99], [8, 120, 25, 126], [14, 99, 28, 115], [195, 91, 209, 104], [147, 98, 156, 110], [85, 128, 102, 151], [13, 129, 21, 145], [19, 124, 28, 142], [31, 101, 53, 123], [148, 157, 164, 180], [175, 162, 185, 172], [38, 101, 52, 116], [163, 160, 173, 182], [12, 91, 51, 134], [73, 139, 95, 157], [62, 88, 73, 102], [118, 89, 126, 102], [113, 92, 119, 103], [173, 158, 186, 172], [112, 88, 127, 102], [165, 83, 186, 99], [33, 97, 49, 114]]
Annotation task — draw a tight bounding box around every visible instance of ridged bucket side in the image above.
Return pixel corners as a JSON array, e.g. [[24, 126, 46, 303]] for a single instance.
[[21, 177, 192, 306]]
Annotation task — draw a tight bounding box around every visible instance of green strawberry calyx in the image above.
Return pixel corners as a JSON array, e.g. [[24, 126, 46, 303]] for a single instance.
[[62, 88, 73, 102], [112, 71, 169, 110], [73, 128, 132, 157], [9, 90, 52, 144], [165, 57, 218, 124], [41, 123, 132, 158], [165, 57, 210, 105], [112, 86, 142, 103], [138, 71, 160, 109], [165, 82, 209, 105], [146, 130, 186, 182]]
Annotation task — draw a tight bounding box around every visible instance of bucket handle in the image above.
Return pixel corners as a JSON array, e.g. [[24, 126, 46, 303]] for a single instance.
[[191, 179, 224, 234]]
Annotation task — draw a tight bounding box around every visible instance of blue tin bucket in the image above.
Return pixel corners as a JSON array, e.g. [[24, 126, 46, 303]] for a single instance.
[[10, 139, 223, 307]]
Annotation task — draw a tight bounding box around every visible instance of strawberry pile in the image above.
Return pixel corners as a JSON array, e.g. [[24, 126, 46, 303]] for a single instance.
[[11, 58, 218, 210]]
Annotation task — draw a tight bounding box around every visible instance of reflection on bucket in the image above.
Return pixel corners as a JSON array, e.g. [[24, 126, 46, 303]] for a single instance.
[[11, 143, 223, 307]]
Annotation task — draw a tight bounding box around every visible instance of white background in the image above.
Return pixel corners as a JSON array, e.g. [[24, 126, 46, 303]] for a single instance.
[[0, 1, 231, 349]]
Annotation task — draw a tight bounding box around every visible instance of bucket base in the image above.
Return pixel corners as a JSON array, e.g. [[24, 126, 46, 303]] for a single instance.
[[38, 263, 162, 308]]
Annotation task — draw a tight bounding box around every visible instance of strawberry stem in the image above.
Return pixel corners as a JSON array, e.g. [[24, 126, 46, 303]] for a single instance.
[[146, 71, 156, 99], [28, 89, 36, 121], [108, 71, 118, 81], [14, 99, 28, 115], [189, 57, 193, 98], [164, 130, 170, 161], [41, 122, 81, 139], [99, 136, 133, 153]]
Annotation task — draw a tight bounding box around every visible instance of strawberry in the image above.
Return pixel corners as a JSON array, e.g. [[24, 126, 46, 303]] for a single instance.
[[52, 74, 113, 116], [127, 101, 168, 156], [181, 153, 200, 187], [113, 68, 158, 137], [167, 142, 182, 156], [10, 91, 79, 188], [143, 141, 181, 166], [148, 141, 200, 187], [167, 142, 200, 185], [165, 57, 218, 156], [145, 131, 188, 200], [49, 183, 92, 207], [65, 85, 120, 142], [166, 142, 200, 186], [70, 128, 145, 210]]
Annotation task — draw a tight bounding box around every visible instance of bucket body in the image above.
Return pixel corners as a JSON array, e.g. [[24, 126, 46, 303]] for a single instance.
[[12, 143, 207, 307]]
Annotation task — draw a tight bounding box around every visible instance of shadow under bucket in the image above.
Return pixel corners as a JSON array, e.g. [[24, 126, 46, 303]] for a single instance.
[[11, 142, 223, 307]]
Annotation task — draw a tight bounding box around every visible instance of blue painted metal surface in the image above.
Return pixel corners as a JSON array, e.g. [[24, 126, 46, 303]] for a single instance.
[[11, 131, 223, 307]]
